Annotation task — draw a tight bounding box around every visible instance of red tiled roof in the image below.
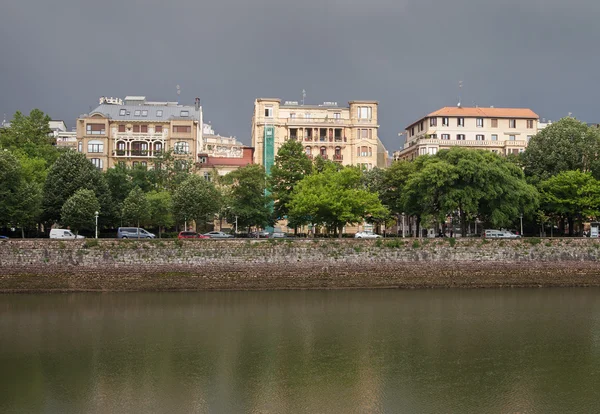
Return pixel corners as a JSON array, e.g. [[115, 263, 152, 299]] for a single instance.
[[406, 106, 539, 129]]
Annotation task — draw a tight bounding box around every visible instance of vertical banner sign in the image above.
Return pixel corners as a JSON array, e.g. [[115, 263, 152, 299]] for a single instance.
[[264, 125, 275, 176]]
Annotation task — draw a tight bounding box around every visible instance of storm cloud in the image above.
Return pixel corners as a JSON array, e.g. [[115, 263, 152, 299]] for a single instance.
[[1, 0, 599, 151]]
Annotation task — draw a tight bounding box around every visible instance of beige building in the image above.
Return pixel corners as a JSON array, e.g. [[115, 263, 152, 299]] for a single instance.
[[251, 98, 389, 173], [76, 96, 202, 171], [394, 106, 539, 161]]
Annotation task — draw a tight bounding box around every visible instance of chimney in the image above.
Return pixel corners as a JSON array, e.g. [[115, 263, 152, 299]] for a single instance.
[[195, 97, 200, 111]]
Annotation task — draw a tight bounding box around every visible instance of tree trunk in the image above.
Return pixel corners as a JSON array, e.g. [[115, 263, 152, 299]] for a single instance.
[[416, 215, 421, 238], [568, 216, 574, 237], [21, 227, 25, 239], [460, 211, 467, 237], [338, 224, 343, 239]]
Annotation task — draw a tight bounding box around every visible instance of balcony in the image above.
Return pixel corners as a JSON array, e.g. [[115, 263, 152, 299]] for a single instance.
[[333, 154, 343, 162], [415, 138, 527, 148], [287, 118, 345, 125], [114, 132, 166, 140]]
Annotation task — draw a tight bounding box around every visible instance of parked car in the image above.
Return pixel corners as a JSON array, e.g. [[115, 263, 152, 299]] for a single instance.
[[270, 231, 286, 238], [249, 230, 270, 238], [203, 231, 234, 239], [49, 229, 85, 239], [354, 231, 381, 239], [0, 235, 9, 239], [484, 229, 521, 239], [117, 227, 155, 239], [178, 231, 209, 239]]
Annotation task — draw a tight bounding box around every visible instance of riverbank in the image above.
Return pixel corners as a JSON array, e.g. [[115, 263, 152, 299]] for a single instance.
[[1, 238, 600, 292]]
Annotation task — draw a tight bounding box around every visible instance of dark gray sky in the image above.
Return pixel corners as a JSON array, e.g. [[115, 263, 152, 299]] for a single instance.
[[1, 0, 599, 151]]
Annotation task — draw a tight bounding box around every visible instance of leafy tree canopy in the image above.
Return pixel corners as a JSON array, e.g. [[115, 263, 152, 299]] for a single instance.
[[172, 175, 221, 229], [122, 187, 150, 228], [60, 189, 100, 235], [539, 170, 600, 222]]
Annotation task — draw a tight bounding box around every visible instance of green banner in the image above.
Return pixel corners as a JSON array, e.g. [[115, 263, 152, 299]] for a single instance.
[[264, 125, 275, 176]]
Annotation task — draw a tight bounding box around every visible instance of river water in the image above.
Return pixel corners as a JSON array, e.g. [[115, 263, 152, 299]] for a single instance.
[[1, 289, 599, 413]]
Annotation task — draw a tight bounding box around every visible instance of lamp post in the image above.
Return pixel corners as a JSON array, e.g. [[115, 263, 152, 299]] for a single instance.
[[520, 213, 523, 236], [94, 211, 99, 239], [401, 213, 406, 238], [235, 215, 238, 235]]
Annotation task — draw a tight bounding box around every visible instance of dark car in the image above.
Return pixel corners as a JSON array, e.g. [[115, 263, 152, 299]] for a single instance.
[[178, 231, 209, 239]]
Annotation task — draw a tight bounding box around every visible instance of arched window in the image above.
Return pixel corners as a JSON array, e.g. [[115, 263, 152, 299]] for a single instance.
[[305, 146, 311, 155], [87, 140, 104, 153], [174, 141, 190, 154]]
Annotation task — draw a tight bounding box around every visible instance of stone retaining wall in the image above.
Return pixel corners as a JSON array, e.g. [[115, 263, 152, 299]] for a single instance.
[[1, 238, 599, 292]]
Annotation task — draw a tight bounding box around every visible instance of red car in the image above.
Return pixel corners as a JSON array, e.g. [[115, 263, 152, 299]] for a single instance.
[[178, 231, 209, 239]]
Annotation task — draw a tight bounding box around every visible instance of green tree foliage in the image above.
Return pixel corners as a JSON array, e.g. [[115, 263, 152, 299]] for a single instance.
[[42, 151, 112, 224], [539, 170, 600, 235], [122, 187, 150, 228], [104, 165, 133, 217], [523, 117, 600, 182], [222, 164, 272, 231], [268, 140, 313, 223], [404, 148, 539, 235], [0, 150, 43, 236], [0, 109, 59, 165], [60, 189, 100, 235], [147, 190, 174, 237], [288, 164, 388, 237], [149, 150, 195, 192], [172, 175, 221, 230]]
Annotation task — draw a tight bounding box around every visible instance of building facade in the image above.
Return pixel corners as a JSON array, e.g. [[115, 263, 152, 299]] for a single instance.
[[251, 98, 388, 173], [76, 96, 202, 171], [197, 123, 254, 179], [394, 106, 539, 161]]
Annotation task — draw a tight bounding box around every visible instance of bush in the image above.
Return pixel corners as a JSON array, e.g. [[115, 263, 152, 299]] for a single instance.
[[385, 240, 404, 249], [448, 237, 456, 247], [412, 240, 420, 249], [525, 237, 542, 245], [84, 239, 99, 248]]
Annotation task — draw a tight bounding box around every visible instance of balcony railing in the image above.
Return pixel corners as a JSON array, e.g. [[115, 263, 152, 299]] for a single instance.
[[303, 137, 347, 143], [115, 132, 166, 140], [287, 118, 345, 124], [333, 154, 343, 162]]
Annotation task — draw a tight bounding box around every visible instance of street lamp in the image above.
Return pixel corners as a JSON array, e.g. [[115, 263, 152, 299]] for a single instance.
[[94, 211, 99, 239], [519, 214, 524, 236], [401, 213, 406, 238]]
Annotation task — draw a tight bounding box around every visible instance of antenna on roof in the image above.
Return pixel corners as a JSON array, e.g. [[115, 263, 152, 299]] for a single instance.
[[302, 89, 306, 106], [457, 81, 463, 107], [176, 84, 181, 102]]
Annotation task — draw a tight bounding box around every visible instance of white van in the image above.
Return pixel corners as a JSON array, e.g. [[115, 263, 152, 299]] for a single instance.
[[50, 229, 85, 239], [484, 229, 520, 239]]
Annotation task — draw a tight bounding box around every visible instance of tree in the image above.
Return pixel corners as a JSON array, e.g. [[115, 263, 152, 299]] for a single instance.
[[0, 151, 43, 237], [222, 164, 272, 231], [172, 175, 221, 231], [122, 187, 150, 231], [42, 151, 112, 224], [0, 109, 60, 166], [539, 171, 600, 236], [288, 164, 388, 237], [104, 165, 133, 221], [523, 117, 600, 183], [268, 140, 313, 229], [147, 190, 174, 238], [404, 148, 539, 236], [60, 189, 100, 235], [148, 150, 195, 192]]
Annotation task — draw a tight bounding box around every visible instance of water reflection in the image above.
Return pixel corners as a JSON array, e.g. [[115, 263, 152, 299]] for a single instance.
[[1, 289, 599, 413]]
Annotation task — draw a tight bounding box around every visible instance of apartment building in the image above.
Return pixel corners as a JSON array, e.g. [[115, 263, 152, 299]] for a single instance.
[[394, 106, 539, 161], [76, 96, 202, 171], [197, 123, 254, 180], [251, 98, 388, 173]]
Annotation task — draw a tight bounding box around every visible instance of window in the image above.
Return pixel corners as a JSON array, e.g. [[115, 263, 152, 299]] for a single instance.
[[203, 172, 212, 182], [430, 134, 437, 139], [334, 113, 341, 119], [360, 129, 372, 139], [491, 119, 498, 128], [174, 141, 190, 154], [442, 117, 449, 126], [358, 106, 372, 119], [133, 125, 140, 133], [87, 140, 104, 153], [457, 117, 464, 127], [155, 143, 162, 152], [430, 117, 437, 127], [140, 125, 148, 133], [305, 146, 311, 155], [509, 119, 516, 128], [119, 109, 126, 116], [305, 113, 311, 119], [78, 142, 82, 152], [476, 134, 484, 141], [411, 127, 415, 136], [476, 118, 484, 127], [457, 134, 465, 140], [180, 110, 189, 117], [134, 110, 141, 117], [419, 147, 427, 156], [117, 141, 126, 150], [264, 107, 273, 117], [491, 134, 498, 141], [441, 134, 450, 140], [141, 110, 147, 117], [359, 146, 371, 157], [173, 125, 191, 133], [118, 125, 126, 133], [86, 124, 105, 135], [527, 119, 534, 128], [290, 113, 296, 119], [527, 135, 532, 143], [155, 125, 163, 133], [156, 110, 163, 117], [428, 147, 438, 155], [91, 158, 103, 169], [509, 135, 516, 141], [420, 121, 424, 131]]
